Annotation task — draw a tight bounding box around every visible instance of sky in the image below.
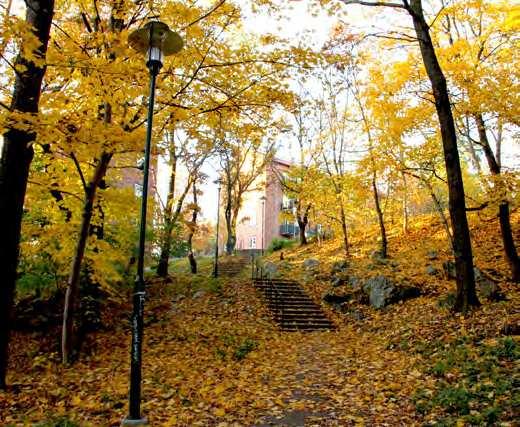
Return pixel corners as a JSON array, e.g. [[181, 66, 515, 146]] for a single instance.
[[0, 0, 340, 223], [158, 0, 343, 223], [2, 0, 518, 225]]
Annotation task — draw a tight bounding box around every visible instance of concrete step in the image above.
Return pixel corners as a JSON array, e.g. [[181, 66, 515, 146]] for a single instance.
[[266, 299, 319, 306], [254, 284, 300, 288], [252, 278, 334, 332], [253, 279, 299, 284], [282, 325, 334, 331], [255, 289, 303, 295], [280, 321, 334, 328], [276, 307, 323, 316], [258, 291, 307, 297], [280, 325, 334, 332], [265, 296, 317, 302], [275, 312, 329, 319]]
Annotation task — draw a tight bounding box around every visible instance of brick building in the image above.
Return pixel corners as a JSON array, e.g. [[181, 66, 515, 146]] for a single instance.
[[235, 158, 300, 253]]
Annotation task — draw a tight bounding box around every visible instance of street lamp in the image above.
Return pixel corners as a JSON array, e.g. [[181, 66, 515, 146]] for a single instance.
[[260, 195, 266, 255], [213, 178, 223, 278], [124, 21, 183, 426]]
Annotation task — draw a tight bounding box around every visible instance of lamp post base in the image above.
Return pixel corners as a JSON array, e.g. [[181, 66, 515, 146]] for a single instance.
[[122, 417, 148, 426]]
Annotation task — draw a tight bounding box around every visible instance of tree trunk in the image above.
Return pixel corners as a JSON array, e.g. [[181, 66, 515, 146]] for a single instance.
[[402, 172, 409, 234], [62, 152, 112, 364], [495, 119, 502, 170], [157, 148, 178, 277], [372, 174, 387, 258], [474, 113, 520, 281], [498, 203, 520, 281], [0, 0, 54, 389], [228, 213, 238, 254], [298, 218, 308, 245], [353, 77, 387, 256], [296, 202, 309, 245], [409, 0, 478, 311], [61, 4, 124, 364], [427, 182, 455, 255], [339, 203, 349, 257], [224, 180, 234, 255], [187, 183, 198, 274]]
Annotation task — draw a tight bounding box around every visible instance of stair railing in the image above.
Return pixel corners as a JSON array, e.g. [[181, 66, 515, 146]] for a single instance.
[[251, 262, 284, 326], [266, 270, 283, 325]]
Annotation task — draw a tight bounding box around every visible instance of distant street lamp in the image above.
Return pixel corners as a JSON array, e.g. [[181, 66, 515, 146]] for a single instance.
[[260, 195, 266, 255], [213, 178, 223, 278], [124, 21, 183, 426]]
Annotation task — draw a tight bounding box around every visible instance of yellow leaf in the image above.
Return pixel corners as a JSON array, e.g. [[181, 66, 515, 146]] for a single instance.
[[214, 407, 226, 417], [71, 395, 82, 406], [214, 383, 227, 395]]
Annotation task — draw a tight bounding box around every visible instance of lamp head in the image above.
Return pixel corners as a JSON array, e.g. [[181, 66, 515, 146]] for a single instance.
[[213, 178, 223, 189], [129, 21, 183, 70]]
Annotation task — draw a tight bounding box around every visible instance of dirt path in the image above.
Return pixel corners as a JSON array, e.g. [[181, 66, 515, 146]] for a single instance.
[[252, 329, 421, 426], [1, 279, 425, 426]]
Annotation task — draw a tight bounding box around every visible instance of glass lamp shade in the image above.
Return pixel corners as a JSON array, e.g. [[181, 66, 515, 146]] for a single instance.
[[148, 46, 163, 64], [128, 21, 183, 63]]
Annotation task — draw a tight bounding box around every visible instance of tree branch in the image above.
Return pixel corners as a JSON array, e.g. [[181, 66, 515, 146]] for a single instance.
[[182, 0, 228, 30], [338, 0, 406, 9]]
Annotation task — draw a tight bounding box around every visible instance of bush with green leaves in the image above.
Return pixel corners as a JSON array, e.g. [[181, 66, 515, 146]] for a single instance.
[[216, 335, 258, 361], [267, 237, 295, 253]]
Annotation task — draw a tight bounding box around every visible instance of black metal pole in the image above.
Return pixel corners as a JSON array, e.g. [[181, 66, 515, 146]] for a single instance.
[[213, 185, 221, 278], [126, 60, 160, 424]]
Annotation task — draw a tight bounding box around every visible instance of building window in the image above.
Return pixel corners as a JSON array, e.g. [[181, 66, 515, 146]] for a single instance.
[[249, 236, 256, 249]]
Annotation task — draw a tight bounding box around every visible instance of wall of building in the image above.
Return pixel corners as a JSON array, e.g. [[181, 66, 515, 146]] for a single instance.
[[235, 158, 291, 251], [235, 170, 265, 251]]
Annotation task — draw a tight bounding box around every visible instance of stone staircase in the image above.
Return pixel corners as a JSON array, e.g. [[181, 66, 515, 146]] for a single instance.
[[253, 278, 335, 331], [217, 255, 250, 277]]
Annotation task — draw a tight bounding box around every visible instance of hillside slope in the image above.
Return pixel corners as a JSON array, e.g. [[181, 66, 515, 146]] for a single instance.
[[0, 214, 518, 426]]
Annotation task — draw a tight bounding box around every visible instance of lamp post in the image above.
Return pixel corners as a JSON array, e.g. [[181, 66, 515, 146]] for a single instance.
[[213, 178, 222, 278], [260, 195, 266, 255], [124, 21, 183, 426]]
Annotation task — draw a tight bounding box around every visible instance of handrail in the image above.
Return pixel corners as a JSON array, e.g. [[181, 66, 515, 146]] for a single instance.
[[251, 260, 284, 326], [266, 270, 283, 325]]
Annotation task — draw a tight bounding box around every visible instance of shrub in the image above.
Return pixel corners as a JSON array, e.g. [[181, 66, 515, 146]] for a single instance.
[[234, 338, 258, 360], [491, 336, 519, 360], [17, 251, 63, 297], [267, 238, 295, 253], [434, 386, 471, 414], [216, 335, 258, 361], [414, 336, 519, 423]]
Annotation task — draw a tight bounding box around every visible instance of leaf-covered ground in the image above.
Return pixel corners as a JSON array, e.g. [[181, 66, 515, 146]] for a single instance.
[[1, 214, 519, 426]]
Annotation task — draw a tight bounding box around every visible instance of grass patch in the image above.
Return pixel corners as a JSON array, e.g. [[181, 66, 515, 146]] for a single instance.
[[267, 237, 296, 253], [216, 335, 258, 361], [168, 256, 214, 275], [34, 417, 78, 427], [412, 336, 519, 423]]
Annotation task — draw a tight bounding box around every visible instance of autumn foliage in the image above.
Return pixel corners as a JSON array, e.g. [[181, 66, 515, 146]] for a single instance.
[[0, 0, 518, 425]]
